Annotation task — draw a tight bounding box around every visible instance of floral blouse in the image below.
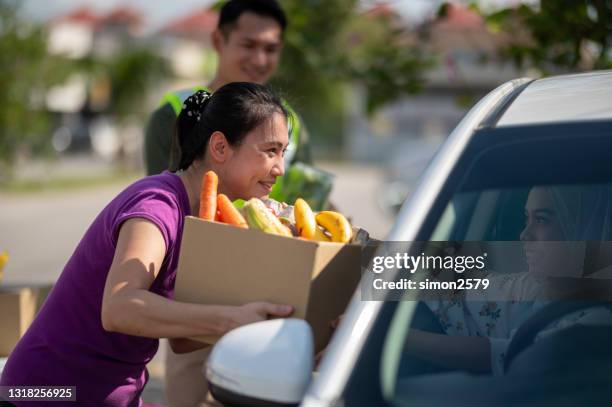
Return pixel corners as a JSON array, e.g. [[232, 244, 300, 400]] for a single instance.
[[425, 271, 612, 375]]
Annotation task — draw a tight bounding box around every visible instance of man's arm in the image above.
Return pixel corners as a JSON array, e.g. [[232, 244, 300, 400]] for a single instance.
[[143, 103, 176, 175]]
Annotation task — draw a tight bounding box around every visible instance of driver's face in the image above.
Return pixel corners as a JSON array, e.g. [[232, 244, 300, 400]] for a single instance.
[[521, 187, 565, 242], [520, 187, 581, 277]]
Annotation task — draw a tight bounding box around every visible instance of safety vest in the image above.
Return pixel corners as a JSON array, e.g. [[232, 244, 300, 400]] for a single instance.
[[160, 86, 300, 168]]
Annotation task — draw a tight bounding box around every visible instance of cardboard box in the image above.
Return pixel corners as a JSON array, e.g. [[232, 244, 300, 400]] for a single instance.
[[174, 216, 362, 351], [0, 285, 52, 356], [0, 287, 37, 357]]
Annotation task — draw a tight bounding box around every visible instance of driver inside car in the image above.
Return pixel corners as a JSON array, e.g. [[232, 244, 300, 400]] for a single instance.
[[402, 184, 612, 376]]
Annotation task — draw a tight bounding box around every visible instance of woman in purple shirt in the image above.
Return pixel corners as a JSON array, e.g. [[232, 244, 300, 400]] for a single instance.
[[0, 83, 293, 406]]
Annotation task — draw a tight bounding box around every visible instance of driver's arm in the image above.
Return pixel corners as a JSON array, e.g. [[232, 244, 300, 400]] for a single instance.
[[404, 329, 493, 374]]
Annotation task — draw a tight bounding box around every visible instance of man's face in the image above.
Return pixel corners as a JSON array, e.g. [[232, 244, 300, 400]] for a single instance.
[[214, 12, 283, 84]]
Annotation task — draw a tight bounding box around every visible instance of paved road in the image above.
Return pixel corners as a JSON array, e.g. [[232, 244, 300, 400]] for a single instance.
[[0, 162, 394, 284], [1, 183, 130, 285]]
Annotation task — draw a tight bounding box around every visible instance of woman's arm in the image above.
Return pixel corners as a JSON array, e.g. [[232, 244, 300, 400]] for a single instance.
[[101, 218, 292, 340], [168, 338, 210, 354], [405, 329, 492, 374]]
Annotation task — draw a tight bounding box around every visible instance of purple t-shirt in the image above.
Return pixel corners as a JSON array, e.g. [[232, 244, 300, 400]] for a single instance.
[[1, 172, 191, 406]]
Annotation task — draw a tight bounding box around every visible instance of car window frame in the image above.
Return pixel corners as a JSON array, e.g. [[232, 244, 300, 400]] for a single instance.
[[341, 119, 612, 406]]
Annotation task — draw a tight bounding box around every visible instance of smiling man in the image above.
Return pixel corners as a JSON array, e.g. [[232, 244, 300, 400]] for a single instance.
[[144, 0, 312, 189]]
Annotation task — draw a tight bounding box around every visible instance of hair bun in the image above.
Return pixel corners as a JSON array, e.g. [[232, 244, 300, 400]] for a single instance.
[[182, 90, 212, 122]]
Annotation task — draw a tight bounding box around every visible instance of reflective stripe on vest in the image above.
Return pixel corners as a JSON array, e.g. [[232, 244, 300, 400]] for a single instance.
[[282, 101, 300, 167]]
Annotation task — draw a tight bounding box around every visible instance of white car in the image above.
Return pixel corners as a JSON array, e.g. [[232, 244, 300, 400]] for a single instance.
[[207, 70, 612, 406]]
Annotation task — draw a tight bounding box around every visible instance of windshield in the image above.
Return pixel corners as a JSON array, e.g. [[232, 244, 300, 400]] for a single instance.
[[378, 125, 612, 406]]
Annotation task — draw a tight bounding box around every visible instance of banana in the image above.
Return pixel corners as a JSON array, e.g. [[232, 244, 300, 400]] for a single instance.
[[313, 225, 332, 242], [294, 198, 317, 239], [244, 198, 292, 237], [0, 251, 7, 269], [278, 216, 297, 236], [315, 211, 352, 243], [0, 250, 7, 282]]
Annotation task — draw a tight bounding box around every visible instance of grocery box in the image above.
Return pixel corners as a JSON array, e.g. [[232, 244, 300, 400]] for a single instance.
[[174, 216, 362, 351], [0, 285, 53, 356]]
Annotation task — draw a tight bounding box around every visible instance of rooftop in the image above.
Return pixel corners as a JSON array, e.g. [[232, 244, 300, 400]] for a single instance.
[[160, 8, 219, 40]]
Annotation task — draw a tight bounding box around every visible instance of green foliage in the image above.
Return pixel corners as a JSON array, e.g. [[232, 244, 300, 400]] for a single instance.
[[269, 0, 430, 147], [476, 0, 612, 72], [337, 14, 431, 114], [0, 0, 169, 178], [104, 47, 169, 121], [0, 0, 74, 179]]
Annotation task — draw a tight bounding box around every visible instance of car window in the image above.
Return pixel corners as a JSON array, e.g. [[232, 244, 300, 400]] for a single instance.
[[376, 125, 612, 406], [380, 181, 612, 405]]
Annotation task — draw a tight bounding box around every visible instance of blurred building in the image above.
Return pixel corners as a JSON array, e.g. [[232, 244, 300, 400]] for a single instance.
[[42, 5, 220, 164], [45, 7, 144, 156], [156, 9, 219, 82], [47, 7, 143, 61], [345, 3, 528, 212], [423, 2, 519, 88], [47, 8, 97, 59], [348, 3, 525, 164]]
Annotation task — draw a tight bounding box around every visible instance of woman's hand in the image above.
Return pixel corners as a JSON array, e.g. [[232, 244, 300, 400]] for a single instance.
[[228, 302, 294, 331], [314, 313, 345, 369], [330, 314, 344, 329]]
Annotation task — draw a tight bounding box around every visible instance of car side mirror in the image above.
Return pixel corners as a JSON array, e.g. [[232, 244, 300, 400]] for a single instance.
[[206, 318, 314, 406]]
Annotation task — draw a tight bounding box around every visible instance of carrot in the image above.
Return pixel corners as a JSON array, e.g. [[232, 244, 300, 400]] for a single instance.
[[217, 194, 248, 228], [199, 171, 218, 220]]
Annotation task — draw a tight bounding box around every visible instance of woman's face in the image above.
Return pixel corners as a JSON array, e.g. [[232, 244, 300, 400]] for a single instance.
[[217, 112, 288, 200], [520, 187, 581, 276], [520, 187, 565, 243]]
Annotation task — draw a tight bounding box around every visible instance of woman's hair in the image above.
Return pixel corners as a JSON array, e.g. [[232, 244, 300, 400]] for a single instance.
[[550, 185, 612, 241], [549, 184, 612, 276], [174, 82, 288, 171]]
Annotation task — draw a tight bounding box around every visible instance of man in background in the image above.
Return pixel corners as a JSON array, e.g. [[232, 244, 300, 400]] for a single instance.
[[143, 1, 318, 406], [144, 0, 312, 186]]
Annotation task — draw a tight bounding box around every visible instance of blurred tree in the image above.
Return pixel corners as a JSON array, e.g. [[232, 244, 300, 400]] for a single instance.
[[336, 9, 429, 114], [0, 0, 74, 181], [0, 0, 169, 178], [275, 0, 430, 147], [475, 0, 612, 72], [104, 48, 169, 122], [212, 0, 431, 149], [103, 47, 169, 170]]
